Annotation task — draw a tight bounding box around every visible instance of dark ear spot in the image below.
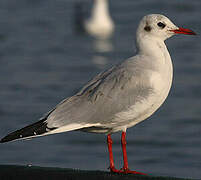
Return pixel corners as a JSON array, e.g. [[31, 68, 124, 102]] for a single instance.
[[144, 26, 151, 32]]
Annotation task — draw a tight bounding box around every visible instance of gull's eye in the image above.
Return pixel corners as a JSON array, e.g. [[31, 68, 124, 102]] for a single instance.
[[157, 22, 166, 29]]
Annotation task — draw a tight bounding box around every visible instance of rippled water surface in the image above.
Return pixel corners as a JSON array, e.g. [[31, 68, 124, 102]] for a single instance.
[[0, 0, 200, 179]]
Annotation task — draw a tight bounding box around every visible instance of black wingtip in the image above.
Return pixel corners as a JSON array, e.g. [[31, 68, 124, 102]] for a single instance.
[[0, 135, 11, 143], [0, 109, 57, 144], [0, 129, 26, 143], [0, 120, 57, 143]]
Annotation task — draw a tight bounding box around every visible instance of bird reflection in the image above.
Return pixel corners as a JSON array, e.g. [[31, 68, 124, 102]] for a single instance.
[[91, 38, 114, 69], [93, 38, 113, 52], [91, 55, 108, 69]]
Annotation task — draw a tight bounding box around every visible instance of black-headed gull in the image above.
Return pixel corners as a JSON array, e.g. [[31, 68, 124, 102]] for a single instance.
[[1, 14, 195, 175]]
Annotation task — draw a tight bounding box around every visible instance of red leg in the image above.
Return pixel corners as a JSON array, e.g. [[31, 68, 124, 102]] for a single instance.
[[107, 134, 119, 172], [121, 131, 146, 175], [121, 131, 129, 170]]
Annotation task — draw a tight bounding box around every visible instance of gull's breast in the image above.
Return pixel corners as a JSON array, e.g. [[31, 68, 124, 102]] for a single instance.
[[110, 70, 173, 132]]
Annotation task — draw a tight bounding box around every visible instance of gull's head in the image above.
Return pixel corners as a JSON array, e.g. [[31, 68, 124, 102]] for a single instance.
[[137, 14, 196, 41]]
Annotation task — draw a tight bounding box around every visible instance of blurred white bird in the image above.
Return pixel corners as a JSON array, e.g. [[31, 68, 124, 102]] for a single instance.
[[75, 0, 114, 39], [1, 14, 195, 175]]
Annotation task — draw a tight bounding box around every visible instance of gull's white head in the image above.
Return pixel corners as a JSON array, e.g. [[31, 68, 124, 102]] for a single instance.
[[137, 14, 196, 41]]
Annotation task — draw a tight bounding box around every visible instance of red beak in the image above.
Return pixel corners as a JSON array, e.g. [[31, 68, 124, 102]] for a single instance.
[[170, 27, 196, 35]]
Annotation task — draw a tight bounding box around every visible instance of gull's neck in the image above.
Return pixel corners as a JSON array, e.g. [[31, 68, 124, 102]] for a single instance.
[[136, 33, 173, 67], [137, 35, 166, 57]]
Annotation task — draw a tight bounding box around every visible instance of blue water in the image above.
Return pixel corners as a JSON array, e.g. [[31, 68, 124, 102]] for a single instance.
[[0, 0, 201, 179]]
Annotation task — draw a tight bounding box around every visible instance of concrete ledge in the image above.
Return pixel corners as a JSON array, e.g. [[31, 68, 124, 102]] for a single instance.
[[0, 165, 192, 180]]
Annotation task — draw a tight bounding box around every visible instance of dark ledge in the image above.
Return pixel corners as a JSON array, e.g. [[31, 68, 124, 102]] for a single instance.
[[0, 165, 193, 180]]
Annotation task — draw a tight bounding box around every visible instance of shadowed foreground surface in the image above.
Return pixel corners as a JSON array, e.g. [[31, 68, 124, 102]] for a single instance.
[[0, 165, 193, 180]]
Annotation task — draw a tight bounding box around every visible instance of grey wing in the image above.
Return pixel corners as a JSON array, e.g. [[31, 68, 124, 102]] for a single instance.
[[45, 65, 117, 129], [45, 58, 154, 132]]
